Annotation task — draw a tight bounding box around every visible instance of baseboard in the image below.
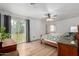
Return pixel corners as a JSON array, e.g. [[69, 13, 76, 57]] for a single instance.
[[15, 39, 41, 44], [30, 39, 40, 42]]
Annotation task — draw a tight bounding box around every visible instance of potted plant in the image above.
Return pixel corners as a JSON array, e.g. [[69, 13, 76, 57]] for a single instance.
[[0, 26, 10, 48]]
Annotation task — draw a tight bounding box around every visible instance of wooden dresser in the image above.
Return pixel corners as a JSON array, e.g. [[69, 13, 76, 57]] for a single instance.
[[58, 42, 78, 56]]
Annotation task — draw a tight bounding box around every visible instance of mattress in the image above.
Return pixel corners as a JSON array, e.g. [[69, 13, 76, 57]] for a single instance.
[[41, 33, 61, 42]]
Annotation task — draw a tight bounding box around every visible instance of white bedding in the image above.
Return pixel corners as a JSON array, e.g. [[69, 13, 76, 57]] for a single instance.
[[41, 33, 61, 42]]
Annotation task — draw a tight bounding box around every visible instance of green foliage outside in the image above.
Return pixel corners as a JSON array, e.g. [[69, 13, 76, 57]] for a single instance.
[[11, 20, 26, 43]]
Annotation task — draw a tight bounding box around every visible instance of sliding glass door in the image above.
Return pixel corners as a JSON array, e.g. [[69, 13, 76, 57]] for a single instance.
[[11, 18, 26, 43]]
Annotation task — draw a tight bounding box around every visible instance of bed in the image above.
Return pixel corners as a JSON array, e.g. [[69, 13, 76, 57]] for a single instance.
[[41, 33, 61, 47]]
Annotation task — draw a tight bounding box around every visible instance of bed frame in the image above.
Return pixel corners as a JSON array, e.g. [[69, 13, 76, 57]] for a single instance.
[[41, 39, 58, 48]]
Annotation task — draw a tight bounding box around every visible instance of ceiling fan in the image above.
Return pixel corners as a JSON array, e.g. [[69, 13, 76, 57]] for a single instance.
[[43, 13, 57, 21]]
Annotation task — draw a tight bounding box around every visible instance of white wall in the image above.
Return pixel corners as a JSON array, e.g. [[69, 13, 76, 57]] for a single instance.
[[54, 17, 79, 34], [31, 16, 79, 37], [30, 19, 45, 41]]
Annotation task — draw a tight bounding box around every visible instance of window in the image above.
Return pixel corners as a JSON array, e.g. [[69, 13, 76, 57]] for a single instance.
[[50, 25, 55, 32], [11, 18, 26, 43], [70, 26, 78, 32]]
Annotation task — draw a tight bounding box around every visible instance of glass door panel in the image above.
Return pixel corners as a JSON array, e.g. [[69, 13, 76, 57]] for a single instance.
[[11, 19, 26, 44]]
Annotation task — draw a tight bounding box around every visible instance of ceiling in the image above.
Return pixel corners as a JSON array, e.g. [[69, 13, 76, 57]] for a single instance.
[[0, 3, 79, 21]]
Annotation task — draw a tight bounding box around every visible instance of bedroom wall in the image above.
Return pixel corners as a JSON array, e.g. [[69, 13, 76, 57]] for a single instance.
[[30, 19, 45, 41], [54, 17, 79, 34], [32, 16, 79, 36]]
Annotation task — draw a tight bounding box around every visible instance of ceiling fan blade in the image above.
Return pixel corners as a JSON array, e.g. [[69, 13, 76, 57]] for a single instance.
[[51, 15, 57, 19]]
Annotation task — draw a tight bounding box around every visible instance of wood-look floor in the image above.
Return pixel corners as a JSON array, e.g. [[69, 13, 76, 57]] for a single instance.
[[17, 40, 57, 56]]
